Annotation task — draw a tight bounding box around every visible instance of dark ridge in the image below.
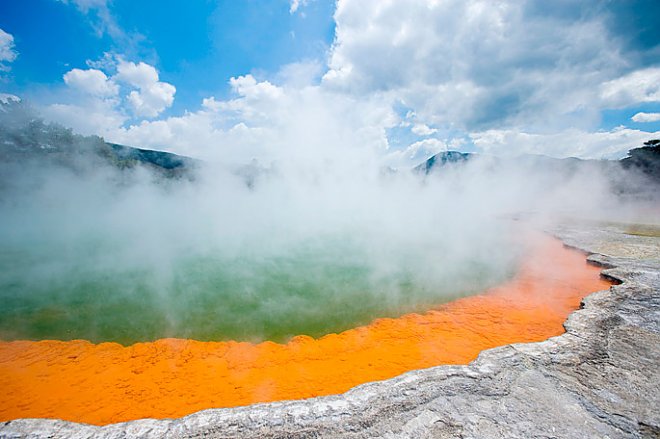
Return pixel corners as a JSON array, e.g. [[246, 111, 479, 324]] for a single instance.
[[414, 141, 660, 202], [413, 151, 472, 174], [0, 99, 196, 179], [620, 139, 660, 183], [104, 143, 197, 175], [416, 140, 660, 177]]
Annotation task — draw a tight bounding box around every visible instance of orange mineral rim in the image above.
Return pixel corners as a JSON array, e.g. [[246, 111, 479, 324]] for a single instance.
[[0, 234, 612, 425]]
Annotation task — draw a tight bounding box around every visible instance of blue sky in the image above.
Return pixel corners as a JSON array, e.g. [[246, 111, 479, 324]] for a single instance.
[[0, 0, 335, 112], [0, 0, 659, 165]]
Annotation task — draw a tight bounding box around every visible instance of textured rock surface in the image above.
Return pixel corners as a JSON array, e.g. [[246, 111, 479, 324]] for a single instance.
[[2, 223, 659, 439]]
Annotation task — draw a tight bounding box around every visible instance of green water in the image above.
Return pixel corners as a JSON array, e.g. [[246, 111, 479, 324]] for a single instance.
[[0, 235, 514, 345]]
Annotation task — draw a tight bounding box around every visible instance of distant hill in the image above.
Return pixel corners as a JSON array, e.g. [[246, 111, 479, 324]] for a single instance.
[[103, 143, 195, 176], [413, 151, 471, 174], [415, 142, 660, 179], [413, 141, 660, 201], [3, 98, 659, 196], [620, 140, 660, 183], [0, 99, 196, 179]]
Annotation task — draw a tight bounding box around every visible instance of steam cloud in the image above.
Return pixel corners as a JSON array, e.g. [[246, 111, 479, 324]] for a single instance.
[[0, 102, 656, 344]]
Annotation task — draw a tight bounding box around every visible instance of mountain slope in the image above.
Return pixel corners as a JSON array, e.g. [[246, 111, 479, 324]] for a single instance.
[[0, 99, 195, 178]]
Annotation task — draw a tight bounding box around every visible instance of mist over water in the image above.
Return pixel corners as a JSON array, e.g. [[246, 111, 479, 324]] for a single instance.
[[1, 159, 522, 344], [0, 107, 653, 345]]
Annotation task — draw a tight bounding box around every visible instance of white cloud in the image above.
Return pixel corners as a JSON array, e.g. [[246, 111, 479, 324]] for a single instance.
[[0, 93, 20, 105], [45, 58, 176, 134], [59, 0, 107, 13], [85, 52, 116, 71], [115, 61, 176, 118], [406, 138, 446, 158], [229, 74, 283, 101], [0, 28, 18, 72], [115, 60, 159, 87], [601, 68, 660, 108], [57, 0, 125, 40], [109, 110, 266, 161], [324, 0, 627, 131], [470, 127, 660, 159], [289, 0, 309, 14], [63, 68, 119, 97], [105, 75, 396, 164], [35, 1, 660, 163], [42, 101, 126, 137], [631, 112, 660, 123], [276, 60, 324, 87], [0, 29, 17, 62], [411, 123, 437, 136], [199, 75, 286, 125], [52, 67, 123, 135]]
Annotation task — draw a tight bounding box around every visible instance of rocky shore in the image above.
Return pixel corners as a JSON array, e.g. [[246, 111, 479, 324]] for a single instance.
[[2, 222, 658, 439]]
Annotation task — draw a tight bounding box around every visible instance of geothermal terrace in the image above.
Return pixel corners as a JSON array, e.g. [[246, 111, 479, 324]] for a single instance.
[[0, 232, 609, 424], [1, 221, 658, 438]]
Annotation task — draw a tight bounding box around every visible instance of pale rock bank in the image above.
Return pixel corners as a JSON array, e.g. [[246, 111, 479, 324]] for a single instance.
[[1, 223, 658, 439]]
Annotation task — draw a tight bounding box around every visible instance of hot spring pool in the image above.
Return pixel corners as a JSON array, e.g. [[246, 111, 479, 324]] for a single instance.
[[0, 234, 613, 425], [0, 234, 513, 344]]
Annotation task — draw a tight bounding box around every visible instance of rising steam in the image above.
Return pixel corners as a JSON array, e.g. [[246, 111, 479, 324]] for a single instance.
[[0, 101, 655, 344]]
